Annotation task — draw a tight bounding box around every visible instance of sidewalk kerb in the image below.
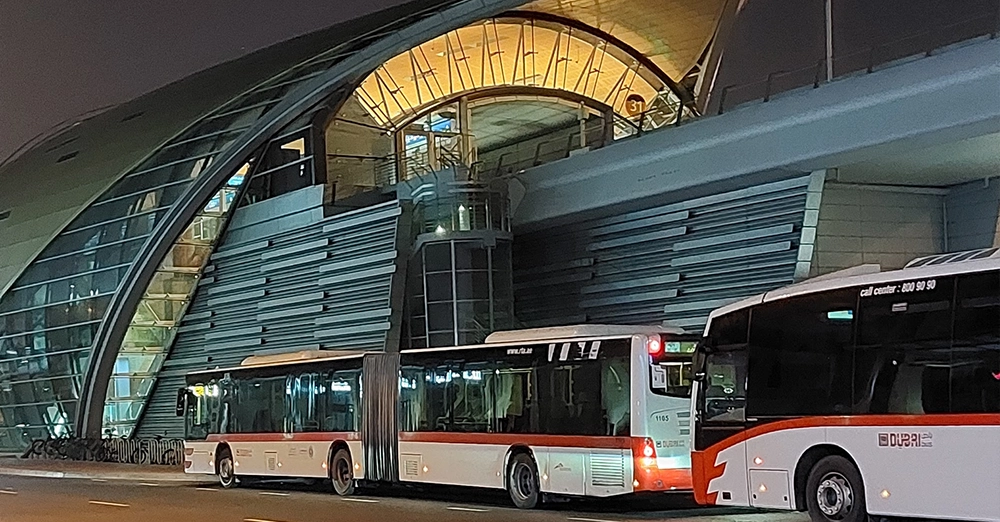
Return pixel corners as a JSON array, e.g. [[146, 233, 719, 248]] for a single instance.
[[0, 466, 211, 483]]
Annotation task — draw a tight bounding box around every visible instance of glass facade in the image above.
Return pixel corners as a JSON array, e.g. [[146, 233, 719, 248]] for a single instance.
[[102, 169, 246, 437], [0, 0, 475, 452]]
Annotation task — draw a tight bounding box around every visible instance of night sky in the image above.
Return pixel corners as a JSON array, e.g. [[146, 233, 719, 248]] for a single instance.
[[0, 0, 408, 162]]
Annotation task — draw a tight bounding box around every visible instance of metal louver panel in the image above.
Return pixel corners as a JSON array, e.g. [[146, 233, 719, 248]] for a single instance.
[[513, 175, 812, 331], [137, 194, 406, 437], [590, 452, 626, 487]]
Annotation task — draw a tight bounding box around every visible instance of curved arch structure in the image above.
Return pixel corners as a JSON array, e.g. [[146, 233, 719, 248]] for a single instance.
[[0, 0, 531, 449], [354, 14, 687, 131], [0, 0, 730, 450]]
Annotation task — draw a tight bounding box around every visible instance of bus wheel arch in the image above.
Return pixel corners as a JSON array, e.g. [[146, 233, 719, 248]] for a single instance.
[[794, 445, 866, 520], [328, 441, 355, 496], [793, 445, 857, 510], [505, 446, 541, 509], [215, 443, 237, 488]]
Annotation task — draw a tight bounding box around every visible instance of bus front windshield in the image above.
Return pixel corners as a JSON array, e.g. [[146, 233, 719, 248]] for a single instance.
[[700, 350, 747, 422]]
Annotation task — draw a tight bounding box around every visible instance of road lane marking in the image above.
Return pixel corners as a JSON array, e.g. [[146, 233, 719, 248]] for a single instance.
[[245, 519, 287, 522], [567, 518, 620, 522], [139, 483, 159, 487], [259, 491, 291, 497], [447, 506, 489, 512], [0, 490, 17, 495], [88, 500, 130, 508], [341, 498, 379, 503], [90, 479, 108, 483], [196, 487, 218, 492]]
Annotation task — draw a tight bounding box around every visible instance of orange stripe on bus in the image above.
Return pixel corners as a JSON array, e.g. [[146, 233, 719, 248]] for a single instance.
[[692, 413, 1000, 505], [206, 432, 361, 443], [399, 432, 633, 449]]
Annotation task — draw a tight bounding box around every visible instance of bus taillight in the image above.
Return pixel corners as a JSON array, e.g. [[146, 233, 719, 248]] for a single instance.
[[647, 337, 662, 355], [632, 437, 658, 468]]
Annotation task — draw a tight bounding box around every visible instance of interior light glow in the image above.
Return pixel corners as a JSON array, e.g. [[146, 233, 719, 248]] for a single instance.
[[330, 381, 352, 392], [827, 310, 854, 321]]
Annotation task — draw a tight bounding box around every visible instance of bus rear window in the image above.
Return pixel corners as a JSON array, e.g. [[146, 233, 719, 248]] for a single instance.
[[650, 340, 697, 397]]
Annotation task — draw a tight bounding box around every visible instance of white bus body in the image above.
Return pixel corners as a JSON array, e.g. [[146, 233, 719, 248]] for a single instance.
[[182, 325, 697, 506], [691, 250, 1000, 522]]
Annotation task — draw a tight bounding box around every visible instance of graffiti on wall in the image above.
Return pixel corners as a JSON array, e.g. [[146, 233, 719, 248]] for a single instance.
[[21, 438, 184, 466]]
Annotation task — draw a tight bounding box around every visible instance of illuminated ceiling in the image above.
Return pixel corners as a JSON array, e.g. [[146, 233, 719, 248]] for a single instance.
[[355, 15, 683, 130], [523, 0, 727, 80]]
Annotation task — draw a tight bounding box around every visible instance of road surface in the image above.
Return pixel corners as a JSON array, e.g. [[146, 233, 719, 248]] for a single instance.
[[0, 474, 809, 522]]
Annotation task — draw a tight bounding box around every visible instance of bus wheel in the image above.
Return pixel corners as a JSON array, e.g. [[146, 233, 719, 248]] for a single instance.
[[330, 448, 355, 496], [507, 453, 540, 509], [806, 455, 867, 522], [217, 448, 237, 489]]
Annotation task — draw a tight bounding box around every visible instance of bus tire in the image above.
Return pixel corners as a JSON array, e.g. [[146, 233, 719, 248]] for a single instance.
[[217, 447, 237, 489], [330, 448, 355, 496], [507, 452, 540, 509], [805, 455, 867, 522]]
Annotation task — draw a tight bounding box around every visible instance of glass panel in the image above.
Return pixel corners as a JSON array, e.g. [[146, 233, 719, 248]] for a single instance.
[[951, 272, 1000, 413], [747, 290, 856, 416], [101, 168, 248, 436], [856, 276, 955, 414], [318, 369, 362, 432]]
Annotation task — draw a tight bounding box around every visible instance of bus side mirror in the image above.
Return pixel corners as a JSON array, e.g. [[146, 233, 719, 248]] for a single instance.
[[692, 340, 710, 377], [175, 388, 188, 417]]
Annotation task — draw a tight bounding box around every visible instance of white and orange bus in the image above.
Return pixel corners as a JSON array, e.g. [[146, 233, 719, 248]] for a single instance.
[[180, 325, 698, 508], [690, 250, 1000, 522]]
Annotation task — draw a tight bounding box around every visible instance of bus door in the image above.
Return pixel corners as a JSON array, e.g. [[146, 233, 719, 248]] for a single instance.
[[694, 345, 748, 448]]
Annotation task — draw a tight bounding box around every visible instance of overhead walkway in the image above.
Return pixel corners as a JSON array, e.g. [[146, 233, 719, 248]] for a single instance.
[[513, 37, 1000, 227]]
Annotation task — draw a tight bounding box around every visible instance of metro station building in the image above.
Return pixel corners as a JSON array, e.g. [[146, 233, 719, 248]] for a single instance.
[[0, 0, 997, 452]]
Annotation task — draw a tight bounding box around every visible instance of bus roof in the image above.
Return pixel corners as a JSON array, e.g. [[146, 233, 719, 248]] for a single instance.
[[706, 249, 1000, 323], [484, 324, 685, 343], [184, 325, 685, 377], [186, 350, 366, 376]]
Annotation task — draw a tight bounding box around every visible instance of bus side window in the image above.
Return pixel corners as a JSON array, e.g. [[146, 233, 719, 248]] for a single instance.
[[495, 368, 532, 434], [747, 291, 855, 417], [857, 276, 954, 414], [399, 366, 425, 432], [320, 368, 361, 432], [952, 272, 1000, 413]]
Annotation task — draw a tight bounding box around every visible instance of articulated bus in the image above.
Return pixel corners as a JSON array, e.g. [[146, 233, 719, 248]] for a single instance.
[[180, 325, 698, 507], [691, 250, 1000, 522]]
